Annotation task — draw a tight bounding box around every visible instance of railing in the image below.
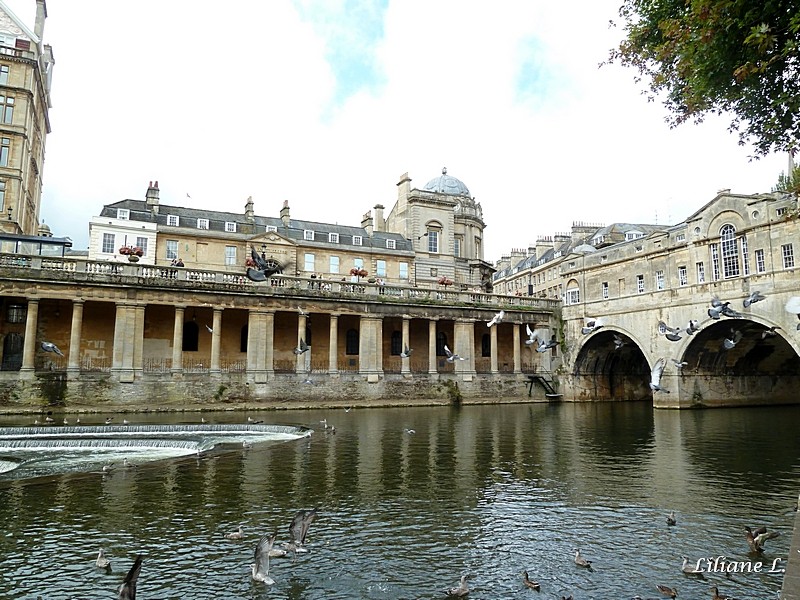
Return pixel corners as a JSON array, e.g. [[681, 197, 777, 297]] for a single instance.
[[2, 253, 561, 311]]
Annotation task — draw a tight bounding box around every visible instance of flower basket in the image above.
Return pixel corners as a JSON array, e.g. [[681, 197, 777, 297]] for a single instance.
[[437, 276, 454, 287], [119, 246, 144, 257], [349, 267, 368, 279]]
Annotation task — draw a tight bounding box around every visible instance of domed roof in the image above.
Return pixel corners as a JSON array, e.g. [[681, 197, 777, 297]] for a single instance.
[[37, 221, 53, 237], [422, 167, 470, 196]]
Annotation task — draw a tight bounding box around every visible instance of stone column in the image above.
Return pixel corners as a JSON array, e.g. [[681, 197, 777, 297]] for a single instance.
[[296, 313, 308, 375], [328, 313, 339, 376], [112, 303, 136, 382], [358, 316, 383, 382], [401, 316, 411, 376], [376, 316, 384, 374], [132, 304, 145, 378], [171, 306, 185, 376], [264, 310, 275, 380], [19, 298, 39, 377], [66, 299, 84, 379], [513, 323, 522, 375], [210, 308, 223, 374], [490, 323, 499, 374], [428, 319, 438, 375], [246, 309, 268, 383], [454, 319, 476, 380]]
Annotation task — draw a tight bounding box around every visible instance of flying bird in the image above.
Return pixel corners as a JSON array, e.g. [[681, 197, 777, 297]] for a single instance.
[[761, 326, 781, 339], [581, 317, 603, 335], [444, 345, 467, 362], [743, 290, 766, 307], [118, 554, 142, 600], [400, 344, 413, 358], [287, 508, 317, 554], [708, 297, 731, 319], [246, 245, 284, 282], [685, 320, 701, 335], [670, 359, 688, 369], [293, 338, 309, 354], [444, 574, 470, 597], [487, 310, 505, 327], [205, 324, 213, 333], [574, 548, 593, 571], [525, 324, 537, 346], [658, 321, 682, 342], [297, 306, 309, 316], [613, 334, 627, 350], [40, 341, 64, 356], [96, 548, 111, 570], [723, 329, 743, 350], [404, 428, 416, 435], [536, 335, 558, 353], [744, 525, 779, 553], [650, 357, 669, 393], [522, 570, 540, 591], [251, 531, 278, 585]]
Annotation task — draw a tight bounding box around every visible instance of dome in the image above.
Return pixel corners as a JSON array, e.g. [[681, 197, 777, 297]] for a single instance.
[[422, 167, 470, 196], [38, 221, 53, 237]]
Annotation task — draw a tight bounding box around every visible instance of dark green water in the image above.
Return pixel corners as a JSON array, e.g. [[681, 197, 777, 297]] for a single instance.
[[0, 402, 797, 599]]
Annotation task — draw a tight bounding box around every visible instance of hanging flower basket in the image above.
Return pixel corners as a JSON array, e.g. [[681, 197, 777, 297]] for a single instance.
[[350, 267, 368, 279], [437, 275, 454, 287], [119, 246, 144, 257]]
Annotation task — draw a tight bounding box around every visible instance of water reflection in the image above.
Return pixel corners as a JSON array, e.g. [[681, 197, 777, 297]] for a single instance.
[[0, 403, 798, 599]]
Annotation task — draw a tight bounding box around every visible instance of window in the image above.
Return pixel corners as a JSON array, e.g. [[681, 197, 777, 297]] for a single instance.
[[428, 231, 439, 253], [225, 245, 237, 265], [328, 232, 339, 243], [675, 233, 686, 242], [696, 262, 706, 283], [354, 258, 364, 270], [136, 237, 148, 256], [352, 235, 362, 246], [637, 274, 645, 293], [166, 240, 178, 260], [345, 329, 359, 355], [167, 215, 179, 226], [329, 255, 339, 274], [741, 235, 750, 275], [0, 137, 9, 166], [385, 239, 396, 250], [197, 218, 209, 230], [720, 224, 740, 278], [565, 287, 580, 305], [678, 266, 687, 286], [102, 233, 115, 254], [782, 244, 795, 269], [0, 95, 14, 124], [655, 270, 665, 290], [225, 221, 236, 233], [390, 331, 402, 356], [266, 225, 278, 232], [7, 303, 26, 323], [601, 281, 609, 299], [376, 260, 386, 277], [0, 65, 8, 85], [454, 237, 462, 257], [755, 249, 766, 273], [710, 244, 720, 280], [626, 231, 644, 240], [777, 207, 787, 217], [303, 230, 314, 241], [304, 253, 315, 271], [0, 180, 4, 207], [399, 262, 408, 280], [117, 208, 129, 220]]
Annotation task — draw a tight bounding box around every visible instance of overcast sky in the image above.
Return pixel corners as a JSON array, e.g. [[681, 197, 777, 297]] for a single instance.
[[5, 0, 791, 261]]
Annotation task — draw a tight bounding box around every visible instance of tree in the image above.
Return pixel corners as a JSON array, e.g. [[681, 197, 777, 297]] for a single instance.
[[772, 157, 800, 194], [609, 0, 800, 157]]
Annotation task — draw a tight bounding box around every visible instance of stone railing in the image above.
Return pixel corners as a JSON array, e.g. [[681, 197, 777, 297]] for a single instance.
[[2, 253, 560, 312]]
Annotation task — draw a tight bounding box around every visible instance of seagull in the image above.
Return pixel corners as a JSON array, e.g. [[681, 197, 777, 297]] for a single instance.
[[487, 310, 505, 327], [96, 548, 111, 570], [205, 324, 213, 333], [40, 341, 64, 356], [400, 344, 413, 358], [574, 549, 593, 571], [444, 345, 467, 362], [666, 511, 676, 526], [685, 320, 701, 335], [650, 357, 669, 393], [670, 359, 688, 368], [522, 570, 540, 591], [404, 428, 416, 434], [761, 326, 781, 339], [581, 317, 603, 335], [251, 531, 277, 585], [287, 508, 317, 555], [444, 574, 470, 597], [681, 556, 706, 578], [247, 416, 263, 424], [743, 290, 766, 307], [293, 338, 309, 354], [225, 525, 244, 540], [655, 584, 677, 598], [744, 525, 780, 553], [118, 554, 142, 600], [723, 329, 743, 350], [658, 321, 683, 342]]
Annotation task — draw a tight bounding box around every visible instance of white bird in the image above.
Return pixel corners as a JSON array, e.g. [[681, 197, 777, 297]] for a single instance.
[[251, 531, 277, 585], [400, 344, 413, 358], [658, 320, 683, 342], [574, 548, 593, 571], [785, 296, 800, 329], [44, 416, 54, 423], [444, 345, 467, 362], [723, 329, 743, 350], [122, 419, 129, 425], [524, 324, 537, 346], [205, 324, 213, 333], [762, 326, 781, 338], [297, 306, 309, 316], [650, 357, 669, 393], [293, 338, 309, 354], [444, 574, 470, 597], [104, 417, 113, 425], [404, 428, 416, 434], [225, 525, 244, 540], [118, 554, 142, 600], [671, 358, 688, 368], [247, 416, 263, 424], [95, 548, 111, 570], [487, 310, 505, 327], [40, 341, 64, 356], [743, 290, 766, 307], [681, 556, 706, 577], [581, 317, 603, 335]]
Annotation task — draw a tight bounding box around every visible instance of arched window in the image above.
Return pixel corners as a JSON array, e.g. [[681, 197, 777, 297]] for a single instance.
[[183, 321, 199, 352], [720, 224, 740, 278], [481, 333, 490, 357], [240, 325, 248, 353], [436, 332, 448, 356], [390, 331, 402, 355], [345, 329, 359, 355], [565, 279, 580, 305]]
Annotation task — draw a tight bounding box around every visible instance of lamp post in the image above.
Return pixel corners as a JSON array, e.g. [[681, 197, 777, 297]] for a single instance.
[[414, 232, 428, 287]]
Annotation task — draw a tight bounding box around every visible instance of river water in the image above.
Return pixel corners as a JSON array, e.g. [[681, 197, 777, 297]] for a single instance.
[[0, 402, 797, 599]]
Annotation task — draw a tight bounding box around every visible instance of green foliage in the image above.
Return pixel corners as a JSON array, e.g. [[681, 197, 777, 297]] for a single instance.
[[772, 161, 800, 194], [610, 0, 800, 156]]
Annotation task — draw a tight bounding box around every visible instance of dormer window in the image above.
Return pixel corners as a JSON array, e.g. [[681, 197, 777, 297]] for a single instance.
[[225, 221, 237, 233], [329, 232, 339, 243], [386, 239, 396, 249], [625, 231, 644, 241], [352, 235, 362, 246], [266, 225, 277, 232], [197, 218, 209, 230], [167, 215, 179, 227], [304, 230, 315, 241], [117, 208, 129, 220]]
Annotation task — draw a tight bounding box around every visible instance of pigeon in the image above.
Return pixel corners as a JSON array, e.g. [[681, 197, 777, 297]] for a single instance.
[[650, 357, 669, 393], [251, 531, 277, 584], [708, 297, 729, 319], [670, 359, 688, 369], [658, 321, 682, 342], [118, 555, 142, 600], [293, 338, 309, 354], [613, 334, 627, 350], [444, 345, 467, 362], [581, 318, 603, 335], [761, 326, 781, 339], [487, 310, 505, 327], [246, 246, 284, 282], [524, 324, 537, 346], [744, 525, 780, 553], [205, 324, 213, 333], [444, 574, 470, 597], [743, 290, 766, 307], [40, 342, 64, 356], [723, 329, 743, 350], [536, 335, 558, 353], [685, 320, 701, 335], [400, 344, 413, 358], [404, 428, 416, 434]]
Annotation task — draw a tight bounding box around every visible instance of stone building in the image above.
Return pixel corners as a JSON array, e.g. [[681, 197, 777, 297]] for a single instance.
[[0, 0, 53, 237]]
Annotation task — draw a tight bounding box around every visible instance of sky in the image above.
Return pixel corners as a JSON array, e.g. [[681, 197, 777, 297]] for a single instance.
[[4, 0, 792, 262]]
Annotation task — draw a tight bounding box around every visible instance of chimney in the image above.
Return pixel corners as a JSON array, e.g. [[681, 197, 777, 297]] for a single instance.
[[146, 180, 160, 214], [373, 204, 385, 232], [34, 0, 47, 40], [245, 196, 254, 223], [535, 235, 554, 257], [280, 200, 290, 227], [361, 210, 373, 236]]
